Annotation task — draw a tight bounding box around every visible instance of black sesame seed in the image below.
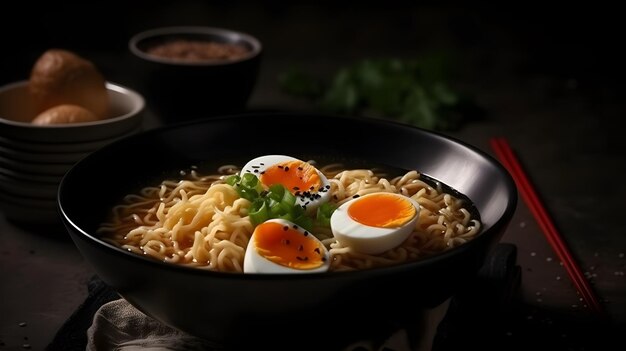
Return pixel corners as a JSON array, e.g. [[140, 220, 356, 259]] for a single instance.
[[283, 226, 288, 231], [298, 245, 304, 251], [309, 186, 314, 190], [292, 224, 298, 229], [304, 231, 309, 236], [322, 257, 327, 262], [293, 186, 300, 190], [251, 166, 260, 168], [296, 256, 304, 261], [253, 169, 259, 173], [325, 185, 330, 189], [314, 248, 321, 254], [260, 171, 265, 174], [353, 194, 360, 198], [298, 167, 303, 170], [284, 166, 290, 171], [260, 163, 265, 165], [278, 165, 284, 169], [333, 195, 338, 199]]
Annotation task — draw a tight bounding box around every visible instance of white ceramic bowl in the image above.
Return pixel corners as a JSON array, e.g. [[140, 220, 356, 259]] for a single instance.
[[0, 80, 145, 227], [0, 81, 144, 143]]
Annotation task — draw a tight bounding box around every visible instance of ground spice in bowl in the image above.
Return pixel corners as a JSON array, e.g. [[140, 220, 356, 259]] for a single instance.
[[145, 39, 249, 63]]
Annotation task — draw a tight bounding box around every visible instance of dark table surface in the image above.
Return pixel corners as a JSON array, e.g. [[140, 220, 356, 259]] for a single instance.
[[1, 2, 625, 350]]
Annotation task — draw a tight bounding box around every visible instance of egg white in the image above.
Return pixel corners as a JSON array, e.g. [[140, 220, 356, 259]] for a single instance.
[[330, 192, 420, 255], [243, 218, 330, 274], [240, 155, 331, 212]]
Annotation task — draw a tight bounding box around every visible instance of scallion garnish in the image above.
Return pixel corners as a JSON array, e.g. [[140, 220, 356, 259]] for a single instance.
[[226, 174, 337, 231]]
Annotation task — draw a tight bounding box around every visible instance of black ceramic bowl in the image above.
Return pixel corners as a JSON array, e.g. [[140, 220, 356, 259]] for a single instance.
[[128, 26, 262, 123], [58, 112, 517, 350]]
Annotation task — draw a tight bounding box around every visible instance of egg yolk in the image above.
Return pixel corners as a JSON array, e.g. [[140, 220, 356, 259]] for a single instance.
[[260, 160, 321, 194], [348, 193, 416, 228], [253, 221, 326, 270]]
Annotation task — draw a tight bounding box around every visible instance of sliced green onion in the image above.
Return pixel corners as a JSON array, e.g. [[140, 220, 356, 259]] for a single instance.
[[280, 190, 296, 212], [316, 202, 337, 227], [267, 184, 284, 202], [241, 173, 259, 188], [225, 175, 240, 186], [249, 199, 269, 225], [269, 201, 283, 216], [238, 187, 259, 201], [226, 176, 325, 232]]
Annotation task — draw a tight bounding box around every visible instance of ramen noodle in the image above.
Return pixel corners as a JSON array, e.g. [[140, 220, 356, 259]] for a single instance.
[[98, 162, 481, 272]]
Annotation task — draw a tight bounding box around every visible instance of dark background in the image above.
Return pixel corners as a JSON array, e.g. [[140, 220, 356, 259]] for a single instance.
[[1, 2, 625, 350], [2, 2, 624, 149], [3, 2, 625, 88], [3, 2, 624, 139]]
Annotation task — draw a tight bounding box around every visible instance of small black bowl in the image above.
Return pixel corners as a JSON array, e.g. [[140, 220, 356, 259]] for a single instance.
[[58, 112, 517, 350], [128, 26, 262, 124]]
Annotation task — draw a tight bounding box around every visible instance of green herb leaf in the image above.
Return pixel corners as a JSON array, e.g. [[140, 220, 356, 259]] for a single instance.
[[227, 176, 316, 231], [278, 56, 477, 131]]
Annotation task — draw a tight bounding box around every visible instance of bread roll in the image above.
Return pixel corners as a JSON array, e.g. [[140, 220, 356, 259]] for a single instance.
[[31, 104, 99, 125], [29, 49, 109, 119]]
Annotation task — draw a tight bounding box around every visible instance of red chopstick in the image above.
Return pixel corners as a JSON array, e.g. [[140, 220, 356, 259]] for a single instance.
[[489, 137, 604, 315]]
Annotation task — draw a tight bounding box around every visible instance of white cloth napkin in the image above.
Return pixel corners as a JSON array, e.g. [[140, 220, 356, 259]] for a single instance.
[[87, 298, 450, 351]]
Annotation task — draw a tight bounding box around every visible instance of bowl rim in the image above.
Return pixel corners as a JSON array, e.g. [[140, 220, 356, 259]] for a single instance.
[[128, 25, 263, 66], [59, 112, 518, 281], [0, 81, 145, 129]]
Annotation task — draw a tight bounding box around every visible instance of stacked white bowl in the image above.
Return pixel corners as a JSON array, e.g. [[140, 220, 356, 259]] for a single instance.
[[0, 80, 145, 227]]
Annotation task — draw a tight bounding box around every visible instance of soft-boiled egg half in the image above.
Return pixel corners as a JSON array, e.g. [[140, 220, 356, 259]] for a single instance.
[[330, 192, 420, 254], [244, 218, 330, 273], [240, 155, 331, 212]]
